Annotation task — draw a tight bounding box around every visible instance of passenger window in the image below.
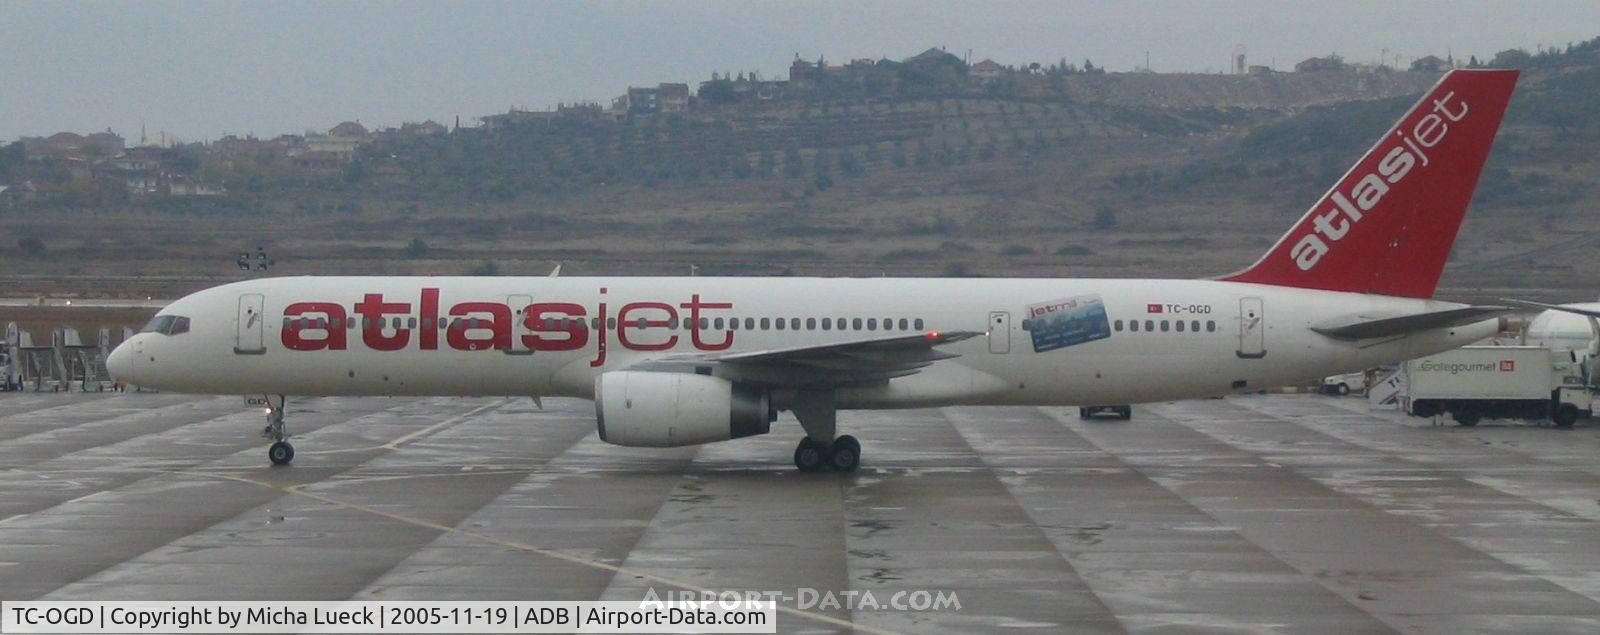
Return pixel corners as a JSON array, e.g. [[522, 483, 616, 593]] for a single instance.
[[637, 317, 648, 329], [607, 317, 616, 329], [1130, 320, 1139, 332], [1144, 320, 1154, 332], [899, 318, 909, 330], [790, 318, 800, 330], [775, 318, 785, 330], [867, 318, 877, 331], [725, 318, 735, 331], [1176, 320, 1185, 332], [407, 317, 417, 329], [822, 318, 832, 330], [1160, 321, 1169, 332], [745, 318, 755, 330], [807, 318, 816, 330], [280, 317, 291, 328], [1114, 320, 1123, 331], [699, 317, 709, 329], [760, 318, 770, 330], [914, 318, 924, 330], [1206, 320, 1217, 332], [1191, 320, 1200, 332], [853, 318, 863, 330]]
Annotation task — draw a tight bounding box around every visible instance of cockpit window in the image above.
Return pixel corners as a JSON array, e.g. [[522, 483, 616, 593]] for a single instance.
[[141, 315, 191, 336]]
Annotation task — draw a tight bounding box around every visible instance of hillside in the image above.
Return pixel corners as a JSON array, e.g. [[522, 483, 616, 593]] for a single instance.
[[0, 40, 1596, 304]]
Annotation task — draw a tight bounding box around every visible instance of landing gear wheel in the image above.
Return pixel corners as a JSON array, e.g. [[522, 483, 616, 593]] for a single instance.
[[268, 441, 295, 466], [794, 438, 825, 472], [1117, 406, 1132, 420], [829, 435, 861, 472], [1454, 410, 1481, 427], [1335, 383, 1351, 396]]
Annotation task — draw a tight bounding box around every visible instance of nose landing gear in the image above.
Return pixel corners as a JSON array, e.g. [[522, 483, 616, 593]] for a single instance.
[[259, 395, 293, 466]]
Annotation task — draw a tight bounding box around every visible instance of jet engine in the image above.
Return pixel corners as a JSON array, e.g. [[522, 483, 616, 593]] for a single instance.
[[595, 371, 771, 447]]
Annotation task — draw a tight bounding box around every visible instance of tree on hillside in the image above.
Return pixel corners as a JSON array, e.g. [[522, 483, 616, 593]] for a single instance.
[[783, 146, 805, 178], [757, 149, 777, 177]]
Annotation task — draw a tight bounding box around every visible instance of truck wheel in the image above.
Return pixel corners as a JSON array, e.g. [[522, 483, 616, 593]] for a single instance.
[[1410, 401, 1439, 418], [1335, 383, 1350, 396], [1454, 410, 1481, 427], [1553, 404, 1580, 428]]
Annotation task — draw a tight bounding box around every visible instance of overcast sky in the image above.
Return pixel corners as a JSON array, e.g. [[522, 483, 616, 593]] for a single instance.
[[3, 1, 1596, 142]]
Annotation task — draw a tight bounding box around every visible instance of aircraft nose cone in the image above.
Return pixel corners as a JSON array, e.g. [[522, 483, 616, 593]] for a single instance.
[[107, 341, 135, 383]]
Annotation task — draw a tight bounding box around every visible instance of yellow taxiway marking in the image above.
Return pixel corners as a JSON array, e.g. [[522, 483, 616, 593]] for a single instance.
[[301, 398, 509, 456], [173, 469, 893, 635], [384, 398, 508, 449]]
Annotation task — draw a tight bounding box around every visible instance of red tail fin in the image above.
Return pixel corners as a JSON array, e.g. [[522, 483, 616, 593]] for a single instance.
[[1222, 69, 1518, 298]]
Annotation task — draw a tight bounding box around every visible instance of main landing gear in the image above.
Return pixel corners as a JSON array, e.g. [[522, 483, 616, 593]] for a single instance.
[[259, 394, 294, 466], [793, 435, 861, 472], [789, 389, 860, 472]]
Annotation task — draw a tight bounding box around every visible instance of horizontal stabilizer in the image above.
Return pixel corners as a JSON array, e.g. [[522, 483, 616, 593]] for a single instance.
[[1500, 298, 1600, 320], [1311, 306, 1511, 340]]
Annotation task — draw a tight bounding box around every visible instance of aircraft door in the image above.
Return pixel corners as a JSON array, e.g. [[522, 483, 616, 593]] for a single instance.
[[1237, 297, 1265, 359], [507, 294, 534, 355], [235, 294, 266, 354], [989, 311, 1011, 354]]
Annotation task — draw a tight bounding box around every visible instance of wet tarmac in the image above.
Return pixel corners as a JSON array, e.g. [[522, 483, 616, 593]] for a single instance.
[[0, 391, 1597, 633]]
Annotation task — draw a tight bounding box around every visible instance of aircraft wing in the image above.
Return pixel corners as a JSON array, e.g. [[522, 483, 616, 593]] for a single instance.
[[1310, 306, 1511, 340], [628, 331, 981, 389]]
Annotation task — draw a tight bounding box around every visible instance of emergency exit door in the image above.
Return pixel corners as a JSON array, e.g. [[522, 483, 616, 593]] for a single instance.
[[989, 311, 1011, 354], [1237, 297, 1265, 359], [235, 294, 265, 354]]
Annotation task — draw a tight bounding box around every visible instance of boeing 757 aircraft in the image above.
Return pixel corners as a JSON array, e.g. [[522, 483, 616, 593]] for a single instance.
[[109, 69, 1518, 471]]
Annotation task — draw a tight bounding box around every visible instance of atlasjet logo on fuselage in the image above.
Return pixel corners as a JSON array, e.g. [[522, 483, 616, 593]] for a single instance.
[[1288, 91, 1469, 271], [279, 288, 735, 368]]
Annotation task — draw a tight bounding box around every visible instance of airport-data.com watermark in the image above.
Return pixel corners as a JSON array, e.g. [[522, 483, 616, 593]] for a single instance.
[[641, 587, 962, 612]]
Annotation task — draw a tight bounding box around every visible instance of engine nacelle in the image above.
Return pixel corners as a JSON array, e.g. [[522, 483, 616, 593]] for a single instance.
[[595, 371, 771, 447]]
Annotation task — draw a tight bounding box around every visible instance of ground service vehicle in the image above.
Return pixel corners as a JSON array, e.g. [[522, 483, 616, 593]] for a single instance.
[[1403, 346, 1593, 427]]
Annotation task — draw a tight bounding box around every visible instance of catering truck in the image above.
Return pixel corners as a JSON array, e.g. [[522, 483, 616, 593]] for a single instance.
[[1402, 346, 1593, 427]]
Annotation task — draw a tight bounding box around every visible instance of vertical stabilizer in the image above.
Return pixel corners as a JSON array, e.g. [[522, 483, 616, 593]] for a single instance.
[[1222, 69, 1518, 298]]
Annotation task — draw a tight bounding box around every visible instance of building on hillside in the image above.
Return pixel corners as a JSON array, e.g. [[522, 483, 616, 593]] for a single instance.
[[399, 120, 448, 135], [970, 59, 1004, 81], [620, 86, 661, 115], [1248, 65, 1275, 74], [1410, 55, 1451, 72], [790, 55, 821, 86], [480, 109, 558, 129], [302, 121, 369, 160], [21, 131, 122, 158], [904, 47, 961, 70], [291, 151, 345, 172], [1295, 55, 1345, 72], [658, 83, 690, 112], [328, 121, 368, 137]]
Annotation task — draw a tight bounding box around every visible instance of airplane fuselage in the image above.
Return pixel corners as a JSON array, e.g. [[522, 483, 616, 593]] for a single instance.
[[116, 275, 1496, 408]]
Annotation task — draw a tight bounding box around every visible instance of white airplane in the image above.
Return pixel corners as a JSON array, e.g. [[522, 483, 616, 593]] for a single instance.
[[109, 69, 1520, 471]]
